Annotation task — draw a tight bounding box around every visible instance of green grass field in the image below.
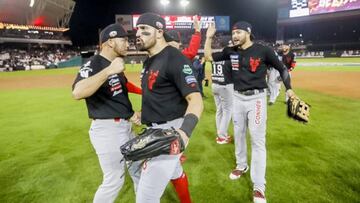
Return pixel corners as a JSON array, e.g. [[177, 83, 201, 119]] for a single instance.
[[0, 61, 359, 203]]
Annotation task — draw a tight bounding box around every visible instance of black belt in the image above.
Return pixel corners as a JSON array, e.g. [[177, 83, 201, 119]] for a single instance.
[[145, 121, 167, 127], [92, 117, 129, 122], [237, 89, 264, 96]]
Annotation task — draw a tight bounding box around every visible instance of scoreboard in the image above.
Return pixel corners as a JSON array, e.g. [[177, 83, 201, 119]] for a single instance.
[[132, 15, 230, 31], [289, 0, 360, 18]]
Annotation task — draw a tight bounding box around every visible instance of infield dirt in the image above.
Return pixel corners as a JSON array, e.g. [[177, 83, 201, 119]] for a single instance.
[[0, 71, 359, 99]]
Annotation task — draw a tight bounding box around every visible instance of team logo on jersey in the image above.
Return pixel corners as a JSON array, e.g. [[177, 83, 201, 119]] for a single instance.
[[249, 57, 261, 72], [230, 54, 239, 70], [79, 61, 92, 78], [182, 65, 193, 75], [148, 70, 159, 90]]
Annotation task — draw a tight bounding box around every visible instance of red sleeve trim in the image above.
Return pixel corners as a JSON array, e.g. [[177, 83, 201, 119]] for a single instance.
[[126, 81, 142, 95]]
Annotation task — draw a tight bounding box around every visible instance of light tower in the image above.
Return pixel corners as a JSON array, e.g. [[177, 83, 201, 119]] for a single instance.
[[180, 0, 190, 15], [160, 0, 170, 15]]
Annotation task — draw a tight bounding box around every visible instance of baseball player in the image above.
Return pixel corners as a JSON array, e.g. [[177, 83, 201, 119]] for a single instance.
[[165, 15, 202, 60], [279, 43, 296, 102], [208, 39, 234, 144], [72, 23, 142, 203], [267, 66, 281, 105], [192, 56, 206, 97], [267, 50, 282, 105], [161, 15, 202, 202], [205, 22, 297, 203], [135, 13, 203, 203]]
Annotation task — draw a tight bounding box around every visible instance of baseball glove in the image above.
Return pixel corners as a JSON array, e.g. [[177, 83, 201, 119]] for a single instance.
[[287, 96, 311, 123], [120, 128, 185, 161]]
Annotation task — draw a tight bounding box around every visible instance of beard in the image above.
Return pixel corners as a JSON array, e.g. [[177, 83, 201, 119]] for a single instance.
[[136, 38, 146, 51], [136, 37, 156, 51], [233, 37, 246, 47]]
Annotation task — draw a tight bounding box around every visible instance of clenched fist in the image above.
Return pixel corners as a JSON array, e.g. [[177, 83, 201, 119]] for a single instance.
[[107, 57, 125, 76]]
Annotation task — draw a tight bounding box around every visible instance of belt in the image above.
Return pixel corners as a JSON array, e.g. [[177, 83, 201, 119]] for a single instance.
[[146, 121, 167, 127], [237, 89, 264, 96], [92, 118, 128, 122]]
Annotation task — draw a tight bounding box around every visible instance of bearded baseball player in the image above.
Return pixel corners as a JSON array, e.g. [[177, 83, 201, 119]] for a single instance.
[[72, 23, 142, 203], [135, 13, 203, 203], [209, 39, 234, 144], [205, 21, 297, 203], [279, 43, 296, 102]]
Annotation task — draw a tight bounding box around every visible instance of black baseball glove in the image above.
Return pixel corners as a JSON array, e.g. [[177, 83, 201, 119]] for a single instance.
[[120, 128, 185, 161], [287, 96, 311, 123]]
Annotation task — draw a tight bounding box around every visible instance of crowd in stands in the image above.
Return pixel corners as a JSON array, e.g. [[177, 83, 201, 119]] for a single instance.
[[0, 46, 79, 71], [0, 22, 69, 40], [0, 28, 66, 40], [1, 26, 359, 72]]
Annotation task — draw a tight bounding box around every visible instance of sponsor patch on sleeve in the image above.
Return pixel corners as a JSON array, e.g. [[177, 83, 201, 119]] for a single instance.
[[185, 75, 197, 84], [230, 54, 240, 70], [185, 75, 197, 88], [182, 64, 193, 75]]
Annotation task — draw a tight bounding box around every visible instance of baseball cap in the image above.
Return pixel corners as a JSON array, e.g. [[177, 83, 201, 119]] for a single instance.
[[164, 30, 181, 43], [232, 21, 255, 39], [136, 13, 166, 30], [100, 23, 128, 44], [220, 36, 232, 47]]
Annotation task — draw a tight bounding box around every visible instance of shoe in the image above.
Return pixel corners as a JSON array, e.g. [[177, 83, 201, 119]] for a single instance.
[[229, 166, 248, 180], [216, 136, 231, 144], [253, 189, 266, 203]]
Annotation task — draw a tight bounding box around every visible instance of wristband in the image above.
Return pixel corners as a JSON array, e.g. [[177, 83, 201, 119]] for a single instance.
[[180, 113, 198, 138]]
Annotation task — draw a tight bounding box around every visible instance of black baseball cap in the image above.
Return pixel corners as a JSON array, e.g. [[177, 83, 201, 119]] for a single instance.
[[164, 30, 181, 43], [100, 23, 128, 44], [232, 21, 255, 39], [136, 12, 173, 40], [136, 13, 166, 30]]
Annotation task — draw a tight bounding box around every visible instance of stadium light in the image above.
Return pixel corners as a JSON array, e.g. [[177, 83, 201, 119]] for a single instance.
[[29, 0, 35, 7], [180, 0, 190, 14], [160, 0, 170, 14], [180, 0, 190, 7], [160, 0, 170, 6]]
